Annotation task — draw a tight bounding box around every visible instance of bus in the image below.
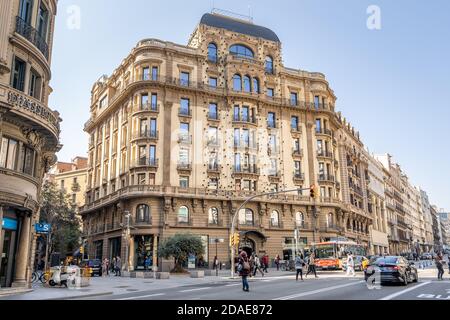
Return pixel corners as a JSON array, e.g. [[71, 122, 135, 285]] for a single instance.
[[311, 239, 367, 270]]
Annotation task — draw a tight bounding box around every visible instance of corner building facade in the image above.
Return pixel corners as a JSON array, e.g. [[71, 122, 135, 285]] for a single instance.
[[81, 13, 373, 270], [0, 0, 60, 288]]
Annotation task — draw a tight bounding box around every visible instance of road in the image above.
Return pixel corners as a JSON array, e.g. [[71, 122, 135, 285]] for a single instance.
[[78, 273, 450, 301]]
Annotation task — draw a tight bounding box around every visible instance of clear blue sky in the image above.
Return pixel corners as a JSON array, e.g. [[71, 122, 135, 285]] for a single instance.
[[50, 0, 450, 209]]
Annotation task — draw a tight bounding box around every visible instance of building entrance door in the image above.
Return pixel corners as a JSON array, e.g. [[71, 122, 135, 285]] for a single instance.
[[0, 229, 17, 287], [239, 238, 255, 257]]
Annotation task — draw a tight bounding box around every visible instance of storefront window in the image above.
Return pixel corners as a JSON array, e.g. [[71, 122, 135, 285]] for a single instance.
[[134, 235, 154, 270]]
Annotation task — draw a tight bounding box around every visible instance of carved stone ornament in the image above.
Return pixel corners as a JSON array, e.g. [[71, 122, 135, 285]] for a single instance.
[[21, 127, 43, 150]]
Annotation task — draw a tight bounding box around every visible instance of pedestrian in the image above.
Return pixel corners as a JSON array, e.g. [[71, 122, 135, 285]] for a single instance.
[[111, 257, 116, 275], [295, 254, 305, 281], [213, 256, 219, 270], [346, 252, 355, 277], [253, 255, 264, 277], [115, 256, 122, 276], [305, 252, 318, 278], [275, 254, 280, 271], [238, 251, 251, 292], [102, 258, 108, 277], [435, 254, 444, 280], [261, 254, 268, 273], [144, 256, 151, 271]]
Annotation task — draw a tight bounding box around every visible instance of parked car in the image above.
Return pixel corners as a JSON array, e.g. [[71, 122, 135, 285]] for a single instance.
[[420, 253, 433, 260], [364, 256, 418, 286], [342, 256, 369, 272], [80, 259, 102, 277]]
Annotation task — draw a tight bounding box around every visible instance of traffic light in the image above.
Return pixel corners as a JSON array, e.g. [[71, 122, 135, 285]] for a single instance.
[[80, 246, 84, 254], [230, 234, 235, 247], [234, 233, 240, 246], [310, 185, 316, 198]]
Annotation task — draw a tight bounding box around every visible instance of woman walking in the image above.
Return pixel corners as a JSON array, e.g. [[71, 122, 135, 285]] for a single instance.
[[275, 255, 281, 271], [238, 251, 251, 292], [435, 254, 444, 280], [253, 255, 265, 277], [295, 254, 305, 281]]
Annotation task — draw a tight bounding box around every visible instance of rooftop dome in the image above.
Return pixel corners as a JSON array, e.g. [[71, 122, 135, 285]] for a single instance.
[[200, 13, 280, 43]]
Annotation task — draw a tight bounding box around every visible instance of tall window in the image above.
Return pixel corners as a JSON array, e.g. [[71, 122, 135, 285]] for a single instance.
[[327, 213, 334, 227], [149, 145, 156, 165], [271, 211, 280, 227], [150, 119, 157, 136], [208, 43, 218, 62], [314, 96, 320, 109], [29, 68, 42, 100], [179, 177, 189, 189], [265, 56, 274, 73], [234, 129, 240, 147], [11, 57, 26, 91], [180, 72, 190, 86], [233, 74, 242, 91], [152, 66, 158, 80], [207, 126, 218, 145], [290, 92, 298, 106], [0, 137, 35, 176], [243, 75, 251, 92], [294, 161, 301, 175], [316, 119, 322, 133], [291, 116, 299, 131], [99, 96, 108, 109], [234, 153, 241, 171], [268, 112, 276, 128], [208, 77, 217, 87], [178, 206, 189, 223], [267, 88, 274, 97], [151, 93, 157, 109], [294, 139, 300, 153], [180, 98, 190, 115], [37, 2, 49, 40], [253, 78, 259, 93], [136, 204, 150, 223], [242, 106, 249, 122], [230, 44, 254, 58], [19, 0, 34, 24], [139, 118, 148, 135], [238, 209, 254, 226], [209, 103, 218, 120], [142, 67, 150, 80], [179, 148, 189, 165], [296, 212, 305, 227], [208, 207, 219, 224]]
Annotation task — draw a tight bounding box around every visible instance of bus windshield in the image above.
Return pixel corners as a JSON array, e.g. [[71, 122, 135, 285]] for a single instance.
[[314, 245, 336, 259]]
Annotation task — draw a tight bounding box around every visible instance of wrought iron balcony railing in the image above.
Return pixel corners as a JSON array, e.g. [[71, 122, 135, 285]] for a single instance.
[[15, 16, 49, 59]]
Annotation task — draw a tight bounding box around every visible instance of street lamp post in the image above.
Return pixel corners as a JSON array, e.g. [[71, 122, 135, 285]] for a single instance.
[[230, 187, 309, 278], [123, 211, 131, 272]]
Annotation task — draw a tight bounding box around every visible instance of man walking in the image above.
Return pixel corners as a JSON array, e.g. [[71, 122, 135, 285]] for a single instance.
[[253, 255, 264, 277], [262, 254, 269, 273], [305, 252, 318, 279], [238, 251, 251, 292], [346, 252, 355, 277], [275, 255, 280, 271], [115, 256, 122, 276], [435, 254, 444, 280], [295, 254, 305, 281]]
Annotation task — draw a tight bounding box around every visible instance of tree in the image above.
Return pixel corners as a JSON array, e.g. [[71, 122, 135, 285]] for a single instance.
[[39, 181, 81, 261], [158, 233, 205, 273]]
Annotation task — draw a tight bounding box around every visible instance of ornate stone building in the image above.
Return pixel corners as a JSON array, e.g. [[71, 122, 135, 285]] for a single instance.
[[0, 0, 60, 288], [80, 13, 373, 271]]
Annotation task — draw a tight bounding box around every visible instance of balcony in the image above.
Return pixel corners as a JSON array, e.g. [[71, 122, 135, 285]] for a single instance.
[[233, 165, 259, 175], [133, 158, 159, 168], [177, 162, 192, 171], [268, 170, 281, 179], [295, 222, 310, 230], [206, 138, 220, 147], [317, 174, 335, 182], [292, 149, 303, 158], [266, 121, 277, 129], [269, 220, 284, 229], [315, 127, 333, 137], [178, 108, 192, 117], [268, 145, 280, 155], [232, 115, 257, 125], [178, 134, 192, 144], [207, 163, 220, 173], [137, 102, 159, 113], [320, 224, 341, 232], [207, 112, 219, 121], [132, 217, 153, 226], [234, 142, 258, 151], [397, 219, 408, 228], [396, 204, 406, 214], [132, 130, 159, 141], [15, 16, 49, 59], [317, 150, 333, 159], [293, 172, 305, 182], [290, 126, 302, 134]]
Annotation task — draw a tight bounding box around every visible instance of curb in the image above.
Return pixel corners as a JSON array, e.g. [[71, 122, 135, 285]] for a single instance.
[[0, 289, 33, 297], [46, 291, 114, 300]]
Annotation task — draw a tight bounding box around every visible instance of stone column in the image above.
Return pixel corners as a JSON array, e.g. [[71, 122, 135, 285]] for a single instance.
[[0, 0, 12, 74], [0, 206, 4, 274], [12, 213, 32, 288], [152, 235, 158, 272]]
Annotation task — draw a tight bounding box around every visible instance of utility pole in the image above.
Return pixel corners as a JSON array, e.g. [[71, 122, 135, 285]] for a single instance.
[[230, 187, 310, 278]]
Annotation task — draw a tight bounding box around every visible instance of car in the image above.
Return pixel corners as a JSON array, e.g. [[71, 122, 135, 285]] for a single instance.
[[364, 256, 418, 286], [342, 256, 369, 272], [420, 253, 433, 260], [80, 259, 102, 277]]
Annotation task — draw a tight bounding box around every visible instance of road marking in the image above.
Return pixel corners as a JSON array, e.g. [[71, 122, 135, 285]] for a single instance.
[[225, 284, 241, 287], [273, 280, 364, 300], [116, 293, 165, 300], [179, 287, 212, 293], [379, 281, 431, 300]]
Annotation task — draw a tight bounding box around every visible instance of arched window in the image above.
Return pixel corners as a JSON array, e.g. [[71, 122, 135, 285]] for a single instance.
[[243, 75, 251, 92], [136, 204, 150, 223], [230, 44, 254, 58], [208, 43, 218, 63], [296, 212, 305, 228], [233, 74, 242, 91], [252, 77, 259, 93], [238, 208, 254, 226], [265, 56, 274, 73], [208, 207, 219, 225], [270, 210, 280, 227], [178, 206, 189, 223], [327, 213, 334, 227]]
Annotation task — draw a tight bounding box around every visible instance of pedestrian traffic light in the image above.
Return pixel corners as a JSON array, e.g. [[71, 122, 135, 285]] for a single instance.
[[234, 233, 240, 246], [230, 234, 235, 247]]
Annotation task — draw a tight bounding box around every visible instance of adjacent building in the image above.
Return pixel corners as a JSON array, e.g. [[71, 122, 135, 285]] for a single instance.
[[80, 12, 374, 271], [0, 0, 60, 288]]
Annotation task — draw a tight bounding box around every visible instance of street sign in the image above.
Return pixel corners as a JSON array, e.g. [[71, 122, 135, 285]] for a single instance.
[[35, 223, 51, 234], [210, 238, 224, 244]]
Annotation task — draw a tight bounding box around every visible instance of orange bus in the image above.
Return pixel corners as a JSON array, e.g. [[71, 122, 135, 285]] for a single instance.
[[312, 239, 366, 270]]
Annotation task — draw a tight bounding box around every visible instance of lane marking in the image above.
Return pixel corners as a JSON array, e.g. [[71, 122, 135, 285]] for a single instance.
[[379, 281, 431, 300], [179, 287, 212, 293], [116, 293, 165, 300], [273, 280, 364, 300], [225, 284, 241, 287]]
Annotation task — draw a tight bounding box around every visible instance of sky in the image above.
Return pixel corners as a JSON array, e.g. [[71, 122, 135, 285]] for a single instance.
[[49, 0, 450, 209]]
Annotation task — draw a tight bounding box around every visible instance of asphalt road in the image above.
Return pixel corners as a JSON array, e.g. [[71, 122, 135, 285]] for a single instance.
[[79, 274, 450, 301]]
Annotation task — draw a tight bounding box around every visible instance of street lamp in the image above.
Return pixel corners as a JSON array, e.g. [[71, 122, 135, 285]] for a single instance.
[[230, 187, 309, 278]]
